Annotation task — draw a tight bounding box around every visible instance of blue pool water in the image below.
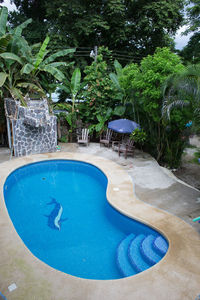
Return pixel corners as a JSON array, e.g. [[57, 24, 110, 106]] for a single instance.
[[3, 160, 168, 280]]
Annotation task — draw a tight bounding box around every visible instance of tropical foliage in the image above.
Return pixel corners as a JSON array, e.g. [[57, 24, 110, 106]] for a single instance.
[[0, 7, 75, 104], [185, 0, 200, 34], [162, 64, 200, 128], [78, 48, 118, 125], [118, 48, 189, 167]]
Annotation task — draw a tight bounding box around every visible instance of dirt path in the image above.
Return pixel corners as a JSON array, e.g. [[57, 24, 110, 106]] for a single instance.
[[173, 135, 200, 190]]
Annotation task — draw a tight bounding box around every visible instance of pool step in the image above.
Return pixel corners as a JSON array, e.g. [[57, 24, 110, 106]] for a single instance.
[[116, 234, 168, 277], [153, 236, 168, 256], [129, 235, 151, 273], [116, 233, 137, 277], [140, 235, 162, 265]]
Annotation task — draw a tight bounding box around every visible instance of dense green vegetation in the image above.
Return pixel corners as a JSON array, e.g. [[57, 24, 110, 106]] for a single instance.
[[8, 0, 185, 62], [179, 1, 200, 63], [0, 2, 200, 168]]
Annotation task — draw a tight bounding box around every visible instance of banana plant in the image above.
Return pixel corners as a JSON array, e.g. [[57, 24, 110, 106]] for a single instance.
[[56, 68, 82, 141], [20, 36, 75, 82], [0, 60, 45, 105], [0, 7, 75, 104], [89, 108, 113, 134], [57, 67, 82, 112], [109, 60, 125, 102], [0, 7, 41, 103]]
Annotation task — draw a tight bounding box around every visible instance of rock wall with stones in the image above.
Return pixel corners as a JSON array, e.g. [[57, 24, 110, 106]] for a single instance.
[[4, 98, 57, 157]]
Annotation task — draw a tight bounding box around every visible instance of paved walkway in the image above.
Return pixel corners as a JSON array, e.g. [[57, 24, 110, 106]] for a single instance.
[[1, 143, 199, 233]]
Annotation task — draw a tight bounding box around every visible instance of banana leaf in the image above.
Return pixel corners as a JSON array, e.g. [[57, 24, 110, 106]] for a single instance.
[[0, 52, 23, 65], [10, 86, 25, 103], [71, 68, 81, 96], [56, 84, 70, 94], [114, 59, 123, 77], [21, 63, 35, 74], [43, 48, 75, 64], [113, 105, 126, 116], [0, 7, 8, 37], [0, 34, 12, 53], [17, 82, 45, 96], [0, 72, 7, 87], [10, 36, 31, 60], [41, 65, 65, 81], [45, 62, 68, 68], [109, 72, 121, 90], [34, 36, 50, 70], [14, 18, 32, 36]]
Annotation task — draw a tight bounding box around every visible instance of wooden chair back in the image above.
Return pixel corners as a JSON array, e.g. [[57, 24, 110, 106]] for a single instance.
[[81, 128, 89, 141], [105, 129, 113, 141]]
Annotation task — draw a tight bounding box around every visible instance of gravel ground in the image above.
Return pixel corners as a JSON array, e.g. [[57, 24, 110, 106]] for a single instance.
[[173, 135, 200, 191]]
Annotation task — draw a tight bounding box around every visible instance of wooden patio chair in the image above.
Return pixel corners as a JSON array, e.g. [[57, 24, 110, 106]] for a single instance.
[[77, 128, 90, 146], [112, 137, 135, 159], [100, 129, 113, 147]]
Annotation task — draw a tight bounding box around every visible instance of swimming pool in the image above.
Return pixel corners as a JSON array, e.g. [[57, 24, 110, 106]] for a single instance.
[[3, 159, 168, 280]]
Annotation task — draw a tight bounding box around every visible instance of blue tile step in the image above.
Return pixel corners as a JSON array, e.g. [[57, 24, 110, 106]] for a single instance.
[[153, 236, 168, 256], [128, 234, 151, 273], [140, 235, 163, 265], [116, 233, 137, 277]]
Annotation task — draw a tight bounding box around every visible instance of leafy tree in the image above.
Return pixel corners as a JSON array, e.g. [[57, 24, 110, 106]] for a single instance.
[[124, 0, 185, 56], [132, 48, 184, 122], [180, 32, 200, 63], [79, 47, 119, 126], [8, 0, 49, 44], [120, 47, 187, 167], [162, 63, 200, 128], [185, 0, 200, 34], [180, 1, 200, 63], [9, 0, 185, 59]]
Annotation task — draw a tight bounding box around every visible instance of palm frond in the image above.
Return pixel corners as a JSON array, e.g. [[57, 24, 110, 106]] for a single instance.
[[162, 98, 190, 119]]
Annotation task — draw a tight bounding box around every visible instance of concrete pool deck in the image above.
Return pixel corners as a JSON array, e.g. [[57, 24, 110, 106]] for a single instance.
[[0, 144, 200, 300]]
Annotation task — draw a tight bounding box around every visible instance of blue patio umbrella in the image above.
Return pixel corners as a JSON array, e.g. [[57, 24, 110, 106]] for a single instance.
[[108, 118, 140, 133]]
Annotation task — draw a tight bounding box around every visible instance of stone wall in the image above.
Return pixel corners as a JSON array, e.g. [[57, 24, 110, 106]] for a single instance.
[[4, 98, 57, 157]]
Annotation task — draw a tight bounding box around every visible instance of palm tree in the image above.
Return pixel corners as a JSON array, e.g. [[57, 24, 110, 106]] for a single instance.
[[162, 64, 200, 127]]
